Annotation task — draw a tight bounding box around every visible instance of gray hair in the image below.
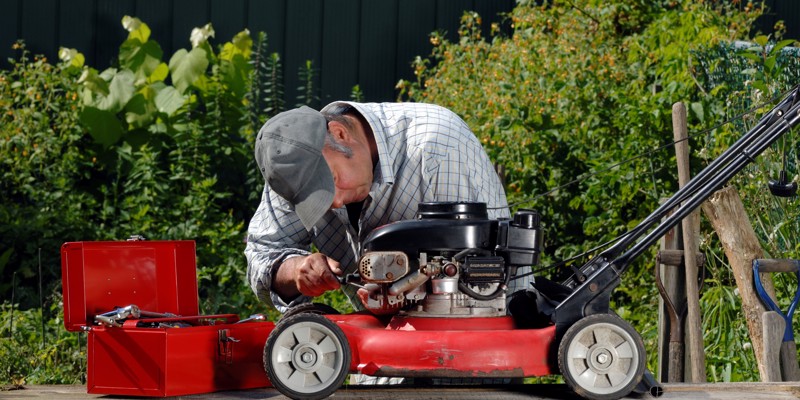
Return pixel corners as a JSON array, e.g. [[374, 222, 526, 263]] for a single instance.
[[322, 105, 355, 158]]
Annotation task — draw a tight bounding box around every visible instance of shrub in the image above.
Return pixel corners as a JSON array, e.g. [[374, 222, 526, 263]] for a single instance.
[[400, 0, 776, 381]]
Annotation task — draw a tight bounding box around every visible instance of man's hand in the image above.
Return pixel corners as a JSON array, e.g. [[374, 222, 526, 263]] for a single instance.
[[273, 254, 343, 299]]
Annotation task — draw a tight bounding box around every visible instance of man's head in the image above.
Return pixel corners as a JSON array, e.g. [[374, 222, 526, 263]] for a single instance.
[[255, 105, 375, 231]]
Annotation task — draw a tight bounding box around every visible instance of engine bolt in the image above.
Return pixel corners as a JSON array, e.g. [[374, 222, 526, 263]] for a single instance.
[[386, 272, 394, 280]]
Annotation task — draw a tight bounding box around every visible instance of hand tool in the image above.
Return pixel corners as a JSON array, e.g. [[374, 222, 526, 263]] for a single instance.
[[753, 259, 800, 381]]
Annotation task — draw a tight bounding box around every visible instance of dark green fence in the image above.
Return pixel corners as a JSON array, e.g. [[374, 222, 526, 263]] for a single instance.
[[2, 0, 797, 103], [0, 0, 514, 103]]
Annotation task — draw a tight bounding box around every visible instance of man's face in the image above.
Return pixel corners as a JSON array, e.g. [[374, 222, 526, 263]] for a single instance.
[[322, 145, 373, 209]]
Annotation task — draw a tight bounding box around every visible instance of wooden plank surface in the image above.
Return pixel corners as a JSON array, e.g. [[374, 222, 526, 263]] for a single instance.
[[3, 383, 800, 399]]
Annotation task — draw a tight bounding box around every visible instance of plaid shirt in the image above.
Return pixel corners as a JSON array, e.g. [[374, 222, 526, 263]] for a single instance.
[[245, 102, 530, 312]]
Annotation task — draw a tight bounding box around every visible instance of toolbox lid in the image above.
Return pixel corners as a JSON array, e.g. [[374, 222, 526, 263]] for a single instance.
[[60, 240, 199, 332]]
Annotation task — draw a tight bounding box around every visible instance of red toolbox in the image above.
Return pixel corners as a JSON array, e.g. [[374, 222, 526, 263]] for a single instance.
[[61, 240, 274, 397]]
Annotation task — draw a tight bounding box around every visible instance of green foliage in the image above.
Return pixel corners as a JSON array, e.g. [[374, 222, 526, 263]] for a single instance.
[[0, 14, 339, 384], [0, 41, 92, 309], [0, 299, 85, 385], [692, 31, 800, 382], [1, 17, 326, 318], [295, 60, 319, 108], [399, 0, 778, 382]]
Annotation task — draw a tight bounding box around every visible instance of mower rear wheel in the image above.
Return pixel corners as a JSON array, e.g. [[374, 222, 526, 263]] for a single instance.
[[558, 313, 645, 400], [264, 313, 351, 400]]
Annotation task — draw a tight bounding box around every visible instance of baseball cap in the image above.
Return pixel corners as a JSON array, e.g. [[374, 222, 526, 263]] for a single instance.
[[255, 106, 335, 231]]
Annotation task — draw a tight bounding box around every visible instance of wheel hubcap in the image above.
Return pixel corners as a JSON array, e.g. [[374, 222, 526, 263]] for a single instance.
[[270, 322, 345, 393], [567, 323, 639, 395]]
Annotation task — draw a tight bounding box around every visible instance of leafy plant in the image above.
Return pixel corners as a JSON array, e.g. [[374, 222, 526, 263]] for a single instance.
[[0, 40, 91, 309], [399, 0, 771, 381], [0, 298, 86, 385]]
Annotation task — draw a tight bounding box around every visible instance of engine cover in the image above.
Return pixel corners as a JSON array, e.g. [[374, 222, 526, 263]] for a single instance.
[[356, 202, 544, 317]]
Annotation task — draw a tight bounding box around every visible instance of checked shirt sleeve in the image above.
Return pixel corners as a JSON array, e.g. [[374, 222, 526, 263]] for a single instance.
[[245, 185, 314, 312]]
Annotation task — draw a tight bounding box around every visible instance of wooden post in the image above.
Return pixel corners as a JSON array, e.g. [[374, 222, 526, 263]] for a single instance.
[[673, 102, 706, 382], [656, 201, 685, 383], [701, 186, 777, 381], [763, 311, 785, 382]]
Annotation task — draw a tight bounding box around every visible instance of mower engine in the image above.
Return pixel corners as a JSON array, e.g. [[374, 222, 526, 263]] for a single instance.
[[355, 202, 542, 317]]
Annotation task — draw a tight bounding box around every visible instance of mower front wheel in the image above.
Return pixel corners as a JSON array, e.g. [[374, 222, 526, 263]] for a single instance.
[[264, 313, 351, 400], [558, 313, 645, 400]]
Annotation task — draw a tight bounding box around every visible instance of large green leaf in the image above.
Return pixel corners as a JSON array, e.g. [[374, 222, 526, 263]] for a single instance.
[[122, 16, 149, 42], [119, 39, 163, 81], [79, 106, 124, 146], [78, 68, 110, 97], [97, 69, 136, 113], [169, 47, 209, 94], [154, 86, 186, 116], [124, 93, 156, 128]]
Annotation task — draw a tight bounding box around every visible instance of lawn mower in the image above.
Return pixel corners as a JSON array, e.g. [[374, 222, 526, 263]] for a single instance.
[[262, 85, 800, 400]]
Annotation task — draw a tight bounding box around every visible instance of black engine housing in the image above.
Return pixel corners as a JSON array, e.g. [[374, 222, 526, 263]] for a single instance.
[[362, 202, 543, 268]]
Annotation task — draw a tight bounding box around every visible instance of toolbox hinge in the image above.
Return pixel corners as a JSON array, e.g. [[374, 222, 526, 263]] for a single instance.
[[218, 329, 240, 364]]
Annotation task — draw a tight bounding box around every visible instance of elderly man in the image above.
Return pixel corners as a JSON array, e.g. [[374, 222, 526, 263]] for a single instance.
[[245, 102, 530, 313]]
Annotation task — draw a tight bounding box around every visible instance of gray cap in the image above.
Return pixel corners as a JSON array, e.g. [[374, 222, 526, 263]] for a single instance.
[[255, 106, 334, 231]]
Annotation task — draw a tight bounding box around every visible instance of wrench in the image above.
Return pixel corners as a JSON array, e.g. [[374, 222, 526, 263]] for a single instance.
[[235, 314, 266, 324], [94, 304, 178, 327]]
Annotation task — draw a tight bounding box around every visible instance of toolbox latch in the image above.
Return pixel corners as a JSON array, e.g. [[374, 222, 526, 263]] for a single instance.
[[218, 329, 240, 364]]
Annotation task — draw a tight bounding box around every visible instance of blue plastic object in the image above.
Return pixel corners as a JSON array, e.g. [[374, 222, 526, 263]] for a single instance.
[[753, 259, 800, 342]]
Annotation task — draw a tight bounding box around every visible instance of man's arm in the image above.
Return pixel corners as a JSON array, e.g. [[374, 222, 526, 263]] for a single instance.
[[245, 185, 345, 312]]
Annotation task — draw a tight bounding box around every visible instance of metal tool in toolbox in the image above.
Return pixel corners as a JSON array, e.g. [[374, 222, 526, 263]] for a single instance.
[[261, 86, 800, 400], [753, 258, 800, 381], [60, 240, 275, 397]]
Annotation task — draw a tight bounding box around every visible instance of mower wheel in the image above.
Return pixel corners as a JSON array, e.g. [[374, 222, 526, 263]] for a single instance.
[[264, 313, 351, 400], [282, 303, 341, 320], [558, 313, 645, 400]]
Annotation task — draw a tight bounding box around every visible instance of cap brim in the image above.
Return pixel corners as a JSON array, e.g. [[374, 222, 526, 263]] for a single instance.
[[293, 162, 335, 231]]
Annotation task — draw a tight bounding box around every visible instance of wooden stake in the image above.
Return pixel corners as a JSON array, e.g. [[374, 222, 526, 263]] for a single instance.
[[763, 311, 785, 382], [702, 186, 777, 381], [673, 102, 706, 382]]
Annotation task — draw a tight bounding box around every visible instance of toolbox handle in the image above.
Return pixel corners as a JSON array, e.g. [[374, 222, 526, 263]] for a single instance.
[[134, 313, 241, 326], [754, 259, 800, 273]]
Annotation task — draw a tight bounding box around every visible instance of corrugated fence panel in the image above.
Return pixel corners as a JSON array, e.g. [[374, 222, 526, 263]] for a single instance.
[[359, 0, 398, 102], [21, 0, 58, 59], [0, 0, 20, 58], [436, 0, 474, 42], [396, 0, 437, 93], [321, 0, 361, 104], [172, 0, 209, 53], [1, 0, 518, 102], [95, 0, 134, 66], [135, 0, 175, 59], [210, 0, 247, 45], [760, 0, 800, 39], [285, 0, 323, 107], [59, 0, 97, 63], [246, 0, 285, 58]]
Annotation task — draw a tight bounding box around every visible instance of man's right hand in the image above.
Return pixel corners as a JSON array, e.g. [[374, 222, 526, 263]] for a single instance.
[[273, 253, 343, 299]]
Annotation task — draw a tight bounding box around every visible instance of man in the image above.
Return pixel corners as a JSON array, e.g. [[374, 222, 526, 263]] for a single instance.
[[245, 102, 529, 313]]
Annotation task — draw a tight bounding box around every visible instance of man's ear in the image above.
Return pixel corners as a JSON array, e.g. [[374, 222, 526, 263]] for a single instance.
[[327, 120, 351, 143]]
